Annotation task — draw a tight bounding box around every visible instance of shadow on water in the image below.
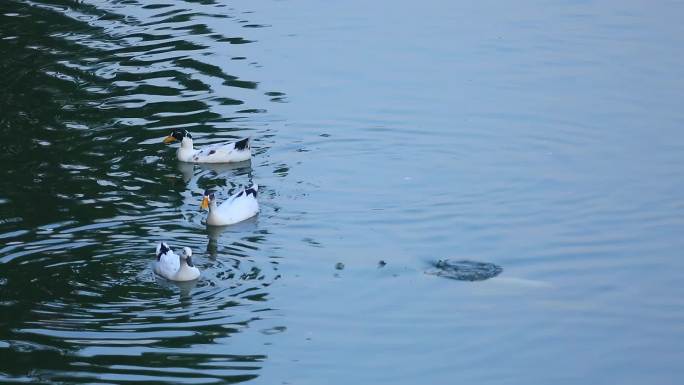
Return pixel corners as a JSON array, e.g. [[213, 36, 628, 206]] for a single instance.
[[0, 0, 284, 383]]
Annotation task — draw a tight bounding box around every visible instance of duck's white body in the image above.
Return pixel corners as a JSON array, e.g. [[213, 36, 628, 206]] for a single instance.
[[173, 258, 201, 281], [205, 185, 259, 226], [177, 136, 251, 163], [154, 243, 200, 281]]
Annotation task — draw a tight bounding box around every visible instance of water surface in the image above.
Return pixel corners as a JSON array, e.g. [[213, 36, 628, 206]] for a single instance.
[[1, 0, 684, 384]]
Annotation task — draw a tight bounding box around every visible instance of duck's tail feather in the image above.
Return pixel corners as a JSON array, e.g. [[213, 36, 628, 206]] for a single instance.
[[156, 242, 170, 261], [245, 183, 258, 198], [234, 137, 250, 151], [232, 184, 258, 200]]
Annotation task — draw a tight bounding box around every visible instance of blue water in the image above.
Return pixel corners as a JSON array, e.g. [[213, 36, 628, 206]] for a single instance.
[[1, 0, 683, 384]]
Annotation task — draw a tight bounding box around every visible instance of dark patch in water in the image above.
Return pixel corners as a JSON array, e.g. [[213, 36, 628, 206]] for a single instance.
[[237, 108, 266, 114], [426, 259, 502, 281]]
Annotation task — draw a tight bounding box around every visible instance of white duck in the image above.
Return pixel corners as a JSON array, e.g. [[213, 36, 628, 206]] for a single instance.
[[163, 129, 251, 163], [200, 184, 259, 226], [154, 242, 200, 281]]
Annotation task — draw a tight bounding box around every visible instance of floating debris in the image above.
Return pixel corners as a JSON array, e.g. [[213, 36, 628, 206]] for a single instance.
[[378, 260, 386, 268], [426, 259, 502, 281], [335, 262, 345, 270]]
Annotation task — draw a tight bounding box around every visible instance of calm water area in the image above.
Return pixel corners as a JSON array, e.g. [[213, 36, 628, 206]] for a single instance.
[[1, 0, 684, 384]]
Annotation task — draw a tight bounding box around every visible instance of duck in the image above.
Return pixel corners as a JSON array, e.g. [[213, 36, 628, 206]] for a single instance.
[[154, 242, 200, 281], [163, 129, 251, 163], [200, 184, 259, 226]]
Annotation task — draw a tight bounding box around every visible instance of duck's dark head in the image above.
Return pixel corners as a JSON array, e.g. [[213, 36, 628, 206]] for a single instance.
[[200, 189, 215, 210], [180, 247, 195, 267], [163, 129, 192, 144]]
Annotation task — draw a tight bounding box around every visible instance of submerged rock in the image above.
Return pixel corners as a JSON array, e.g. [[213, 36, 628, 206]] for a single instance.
[[426, 259, 502, 281]]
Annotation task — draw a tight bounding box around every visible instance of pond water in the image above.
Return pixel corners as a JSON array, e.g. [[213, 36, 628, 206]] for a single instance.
[[1, 0, 683, 384]]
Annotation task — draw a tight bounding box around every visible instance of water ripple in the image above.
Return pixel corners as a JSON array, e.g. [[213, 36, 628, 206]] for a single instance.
[[1, 0, 286, 382]]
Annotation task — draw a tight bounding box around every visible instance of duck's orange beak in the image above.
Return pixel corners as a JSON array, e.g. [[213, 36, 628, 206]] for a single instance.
[[200, 196, 209, 210], [163, 135, 177, 144]]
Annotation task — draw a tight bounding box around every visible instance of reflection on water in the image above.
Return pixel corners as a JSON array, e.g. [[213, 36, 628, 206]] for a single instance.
[[0, 215, 280, 382], [0, 0, 282, 382], [205, 217, 260, 258], [176, 159, 252, 184]]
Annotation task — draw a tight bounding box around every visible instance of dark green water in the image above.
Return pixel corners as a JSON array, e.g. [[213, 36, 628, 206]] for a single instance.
[[1, 0, 684, 383]]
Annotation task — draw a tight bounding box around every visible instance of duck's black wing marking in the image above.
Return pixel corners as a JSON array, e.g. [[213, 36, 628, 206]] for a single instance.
[[196, 146, 216, 158]]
